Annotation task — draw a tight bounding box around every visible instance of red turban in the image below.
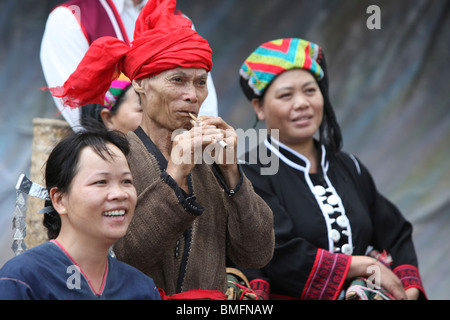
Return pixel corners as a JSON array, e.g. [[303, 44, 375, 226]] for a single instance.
[[48, 0, 213, 109]]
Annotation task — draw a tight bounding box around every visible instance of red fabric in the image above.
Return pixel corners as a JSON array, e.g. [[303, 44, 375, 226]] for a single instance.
[[301, 248, 351, 300], [249, 279, 270, 300], [47, 0, 212, 110], [393, 264, 428, 299], [48, 37, 128, 108], [158, 288, 226, 300]]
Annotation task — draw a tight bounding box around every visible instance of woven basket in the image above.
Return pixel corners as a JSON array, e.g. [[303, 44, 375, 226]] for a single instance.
[[25, 118, 72, 248]]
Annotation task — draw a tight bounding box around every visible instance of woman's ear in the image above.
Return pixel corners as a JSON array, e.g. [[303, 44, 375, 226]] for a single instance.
[[49, 187, 67, 215], [100, 108, 114, 130], [251, 98, 265, 121]]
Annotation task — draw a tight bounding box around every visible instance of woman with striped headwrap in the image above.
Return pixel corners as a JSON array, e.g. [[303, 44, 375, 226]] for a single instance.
[[238, 38, 426, 300], [81, 74, 142, 134]]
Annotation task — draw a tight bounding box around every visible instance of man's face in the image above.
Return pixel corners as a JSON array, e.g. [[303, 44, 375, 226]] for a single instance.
[[140, 67, 209, 131]]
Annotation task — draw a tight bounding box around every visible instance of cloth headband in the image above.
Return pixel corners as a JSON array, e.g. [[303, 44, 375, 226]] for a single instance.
[[239, 38, 324, 99], [104, 74, 132, 110], [47, 0, 213, 110]]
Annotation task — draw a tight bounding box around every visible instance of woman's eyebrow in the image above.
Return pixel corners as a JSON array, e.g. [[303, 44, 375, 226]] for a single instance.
[[275, 81, 317, 93], [302, 80, 317, 88]]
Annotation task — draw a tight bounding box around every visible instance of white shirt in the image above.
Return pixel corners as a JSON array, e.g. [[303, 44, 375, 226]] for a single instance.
[[40, 0, 218, 130]]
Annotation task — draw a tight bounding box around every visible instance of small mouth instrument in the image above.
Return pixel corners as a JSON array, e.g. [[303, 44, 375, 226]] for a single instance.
[[189, 113, 228, 149]]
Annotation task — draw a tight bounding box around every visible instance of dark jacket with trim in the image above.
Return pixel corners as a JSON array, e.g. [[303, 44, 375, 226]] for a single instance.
[[114, 129, 274, 295]]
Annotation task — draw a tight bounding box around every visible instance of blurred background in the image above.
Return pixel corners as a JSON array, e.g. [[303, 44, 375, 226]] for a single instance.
[[0, 0, 448, 299]]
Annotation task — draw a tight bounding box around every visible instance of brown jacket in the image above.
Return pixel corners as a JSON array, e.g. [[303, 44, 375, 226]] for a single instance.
[[114, 129, 274, 295]]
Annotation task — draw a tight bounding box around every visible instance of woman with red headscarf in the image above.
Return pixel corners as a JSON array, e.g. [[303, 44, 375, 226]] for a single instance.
[[48, 0, 274, 299]]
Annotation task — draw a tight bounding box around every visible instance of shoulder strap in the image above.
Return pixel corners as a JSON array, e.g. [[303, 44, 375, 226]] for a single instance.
[[59, 0, 129, 45]]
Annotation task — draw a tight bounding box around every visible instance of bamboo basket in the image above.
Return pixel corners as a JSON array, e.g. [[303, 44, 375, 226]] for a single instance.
[[25, 118, 71, 248]]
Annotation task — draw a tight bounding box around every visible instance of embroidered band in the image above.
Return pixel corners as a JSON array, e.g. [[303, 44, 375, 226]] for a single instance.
[[104, 74, 131, 109]]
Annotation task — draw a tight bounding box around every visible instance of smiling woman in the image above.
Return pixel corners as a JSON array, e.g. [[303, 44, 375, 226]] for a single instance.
[[250, 69, 324, 161], [0, 123, 161, 300], [238, 37, 426, 300], [51, 143, 135, 245]]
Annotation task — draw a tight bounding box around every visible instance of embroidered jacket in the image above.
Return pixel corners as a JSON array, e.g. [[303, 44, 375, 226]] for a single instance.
[[240, 137, 426, 300]]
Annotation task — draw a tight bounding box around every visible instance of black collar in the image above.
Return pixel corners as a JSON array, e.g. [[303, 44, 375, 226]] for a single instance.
[[134, 126, 168, 171], [134, 126, 195, 196]]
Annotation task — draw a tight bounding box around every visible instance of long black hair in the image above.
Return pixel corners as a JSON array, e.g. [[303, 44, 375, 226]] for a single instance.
[[80, 84, 133, 128], [43, 120, 130, 239], [315, 51, 343, 153]]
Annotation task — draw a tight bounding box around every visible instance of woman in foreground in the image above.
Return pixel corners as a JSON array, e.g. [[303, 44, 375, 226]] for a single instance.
[[0, 125, 160, 300]]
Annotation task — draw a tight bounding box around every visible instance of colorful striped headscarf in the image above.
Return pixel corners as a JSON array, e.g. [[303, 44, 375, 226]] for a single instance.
[[240, 38, 343, 153], [104, 74, 132, 110], [239, 38, 324, 100]]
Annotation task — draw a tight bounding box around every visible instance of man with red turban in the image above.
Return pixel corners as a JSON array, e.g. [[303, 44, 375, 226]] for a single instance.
[[41, 0, 218, 129], [49, 0, 274, 299]]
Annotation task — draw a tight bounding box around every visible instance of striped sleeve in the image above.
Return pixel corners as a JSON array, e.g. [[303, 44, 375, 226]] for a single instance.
[[301, 249, 351, 300]]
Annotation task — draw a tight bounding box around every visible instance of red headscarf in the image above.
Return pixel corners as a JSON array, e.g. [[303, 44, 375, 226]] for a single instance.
[[48, 0, 213, 109]]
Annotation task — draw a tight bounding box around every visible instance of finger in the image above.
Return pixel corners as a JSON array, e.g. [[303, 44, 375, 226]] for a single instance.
[[380, 268, 407, 300], [190, 119, 198, 127], [190, 127, 226, 144], [198, 116, 232, 130], [189, 130, 224, 148], [389, 285, 407, 300], [203, 133, 224, 146], [194, 126, 223, 135]]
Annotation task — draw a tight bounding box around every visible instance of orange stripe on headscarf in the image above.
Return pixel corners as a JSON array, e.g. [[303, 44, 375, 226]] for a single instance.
[[47, 0, 212, 110]]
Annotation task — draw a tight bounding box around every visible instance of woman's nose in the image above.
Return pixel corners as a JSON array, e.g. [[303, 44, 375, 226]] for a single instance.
[[293, 93, 310, 110], [108, 186, 128, 201]]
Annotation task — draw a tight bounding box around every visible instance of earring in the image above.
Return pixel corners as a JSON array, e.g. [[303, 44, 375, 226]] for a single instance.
[[61, 208, 66, 213]]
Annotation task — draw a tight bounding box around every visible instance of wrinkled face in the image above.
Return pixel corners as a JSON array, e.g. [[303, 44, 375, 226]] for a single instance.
[[111, 88, 142, 133], [253, 69, 324, 147], [60, 144, 137, 245], [139, 67, 209, 131]]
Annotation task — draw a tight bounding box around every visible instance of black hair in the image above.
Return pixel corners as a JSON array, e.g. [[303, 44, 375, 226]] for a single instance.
[[314, 51, 343, 153], [80, 103, 105, 128], [43, 120, 130, 239], [80, 84, 134, 128]]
